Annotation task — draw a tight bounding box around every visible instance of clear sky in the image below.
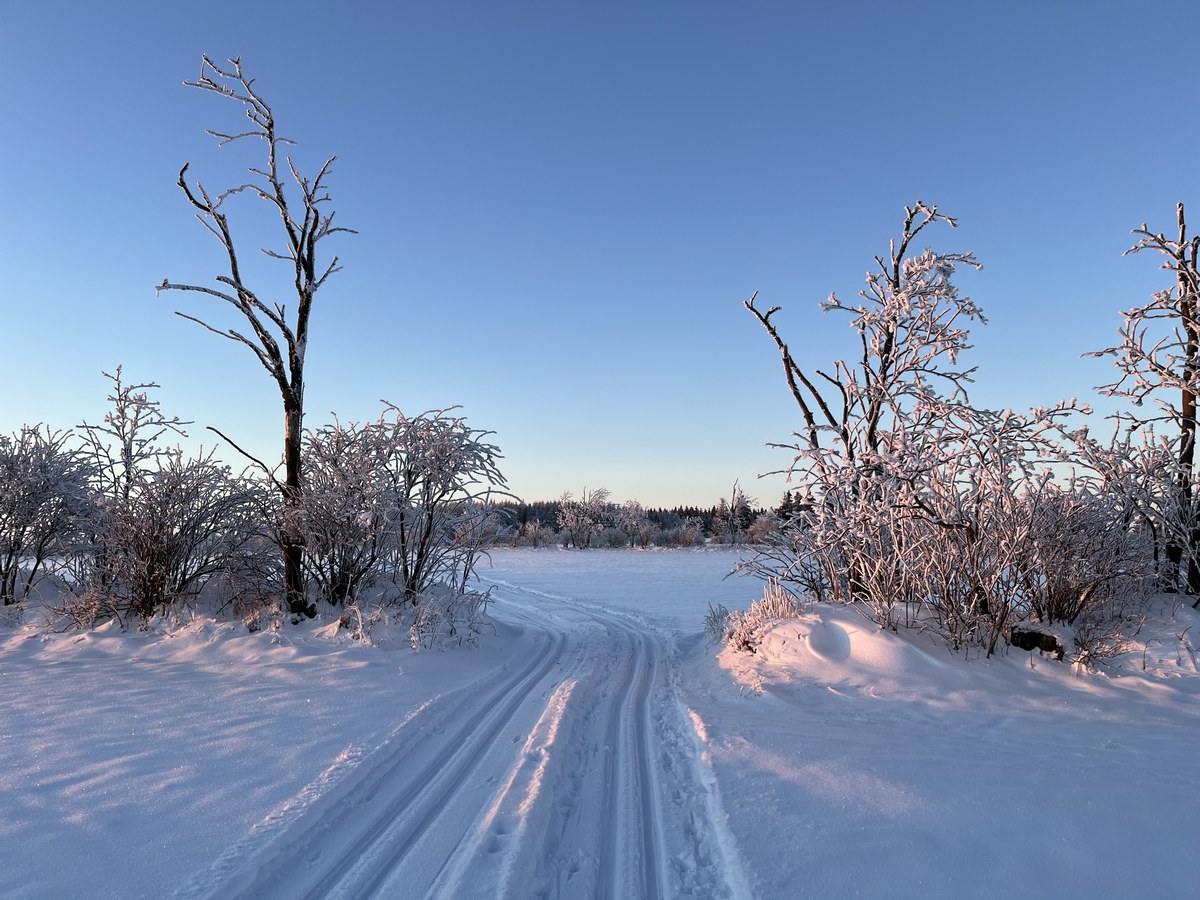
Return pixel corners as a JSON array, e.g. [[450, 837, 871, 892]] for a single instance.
[[2, 1, 1197, 508]]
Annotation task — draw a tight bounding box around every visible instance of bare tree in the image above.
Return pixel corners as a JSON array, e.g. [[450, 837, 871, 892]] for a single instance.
[[1090, 203, 1200, 597], [157, 55, 354, 617]]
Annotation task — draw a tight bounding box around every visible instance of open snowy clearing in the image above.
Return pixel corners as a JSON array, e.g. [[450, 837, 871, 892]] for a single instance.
[[1, 548, 1197, 898]]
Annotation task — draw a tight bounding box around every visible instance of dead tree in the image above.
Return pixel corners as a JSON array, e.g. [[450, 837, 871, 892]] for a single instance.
[[156, 55, 355, 616], [1091, 204, 1200, 597]]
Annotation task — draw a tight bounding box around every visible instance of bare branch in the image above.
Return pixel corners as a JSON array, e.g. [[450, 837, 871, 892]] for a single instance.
[[206, 425, 283, 491]]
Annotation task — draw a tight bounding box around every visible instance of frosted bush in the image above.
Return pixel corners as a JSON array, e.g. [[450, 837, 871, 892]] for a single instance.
[[742, 203, 1157, 661], [704, 602, 731, 645], [723, 581, 802, 654], [408, 583, 493, 650]]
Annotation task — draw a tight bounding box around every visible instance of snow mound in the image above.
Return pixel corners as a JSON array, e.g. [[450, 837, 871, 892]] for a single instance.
[[724, 605, 956, 702], [720, 597, 1200, 713]]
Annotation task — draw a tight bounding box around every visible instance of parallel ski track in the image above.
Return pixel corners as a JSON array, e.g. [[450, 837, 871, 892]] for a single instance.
[[299, 604, 566, 900], [486, 580, 665, 899], [186, 602, 564, 900], [188, 579, 743, 899], [595, 610, 663, 899]]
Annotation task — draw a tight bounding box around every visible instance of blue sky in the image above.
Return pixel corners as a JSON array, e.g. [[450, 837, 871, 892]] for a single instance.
[[1, 1, 1196, 508]]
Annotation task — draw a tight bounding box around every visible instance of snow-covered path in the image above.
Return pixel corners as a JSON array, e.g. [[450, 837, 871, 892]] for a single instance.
[[175, 579, 748, 900], [7, 549, 1198, 899]]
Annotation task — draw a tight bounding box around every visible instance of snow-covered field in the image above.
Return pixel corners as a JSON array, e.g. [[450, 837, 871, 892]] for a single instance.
[[1, 547, 1197, 898]]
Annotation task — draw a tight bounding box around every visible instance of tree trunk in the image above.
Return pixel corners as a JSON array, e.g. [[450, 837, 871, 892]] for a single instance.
[[282, 400, 312, 616], [1180, 202, 1200, 595]]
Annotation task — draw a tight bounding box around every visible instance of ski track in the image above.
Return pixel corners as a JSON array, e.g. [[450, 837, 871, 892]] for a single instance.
[[176, 580, 749, 899]]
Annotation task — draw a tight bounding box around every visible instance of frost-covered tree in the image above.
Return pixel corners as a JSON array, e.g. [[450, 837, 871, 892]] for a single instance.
[[300, 415, 391, 607], [70, 371, 262, 623], [375, 406, 508, 603], [157, 55, 355, 617], [302, 405, 508, 607], [745, 203, 984, 472], [556, 488, 611, 549], [711, 482, 753, 544], [739, 203, 1139, 660], [1089, 203, 1200, 598], [79, 368, 190, 503], [0, 426, 92, 605], [105, 449, 264, 621], [615, 499, 652, 549], [745, 512, 778, 544], [744, 202, 984, 601], [516, 518, 556, 548]]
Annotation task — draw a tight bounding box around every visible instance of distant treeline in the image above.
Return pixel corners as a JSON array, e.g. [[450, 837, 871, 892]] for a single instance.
[[488, 489, 797, 549], [498, 500, 751, 531]]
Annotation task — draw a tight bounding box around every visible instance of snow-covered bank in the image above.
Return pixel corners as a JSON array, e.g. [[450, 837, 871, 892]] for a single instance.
[[1, 548, 1197, 898], [0, 613, 535, 899], [696, 600, 1200, 898]]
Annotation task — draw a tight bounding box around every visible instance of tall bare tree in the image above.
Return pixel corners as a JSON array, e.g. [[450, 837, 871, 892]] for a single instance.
[[1091, 203, 1200, 596], [157, 55, 354, 616]]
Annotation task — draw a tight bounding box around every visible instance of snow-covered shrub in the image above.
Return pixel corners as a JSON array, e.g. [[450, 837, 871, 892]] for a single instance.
[[615, 499, 653, 549], [373, 406, 507, 603], [408, 584, 493, 649], [659, 516, 705, 548], [223, 535, 285, 632], [741, 203, 1154, 660], [1067, 423, 1198, 596], [0, 426, 92, 605], [598, 526, 629, 548], [301, 405, 508, 614], [514, 519, 557, 548], [723, 580, 802, 653], [321, 584, 493, 650], [556, 488, 610, 548], [56, 586, 111, 630], [745, 513, 778, 545], [64, 370, 264, 624], [301, 416, 393, 606], [66, 448, 264, 624], [704, 602, 732, 645]]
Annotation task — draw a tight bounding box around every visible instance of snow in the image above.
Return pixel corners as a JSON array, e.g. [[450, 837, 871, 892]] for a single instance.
[[1, 548, 1197, 898]]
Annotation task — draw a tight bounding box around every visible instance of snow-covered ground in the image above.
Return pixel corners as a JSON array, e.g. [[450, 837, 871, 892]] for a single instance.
[[1, 547, 1197, 898]]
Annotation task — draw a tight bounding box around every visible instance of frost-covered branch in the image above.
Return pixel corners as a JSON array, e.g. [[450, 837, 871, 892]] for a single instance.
[[1088, 203, 1200, 596]]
